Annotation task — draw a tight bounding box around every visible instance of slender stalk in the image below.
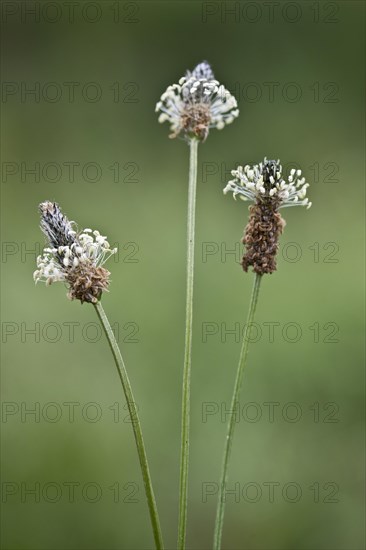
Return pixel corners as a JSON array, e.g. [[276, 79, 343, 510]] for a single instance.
[[177, 137, 199, 550], [94, 301, 164, 550], [213, 273, 262, 549]]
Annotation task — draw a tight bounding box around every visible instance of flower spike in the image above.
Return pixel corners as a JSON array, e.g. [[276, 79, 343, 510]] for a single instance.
[[224, 159, 312, 274], [156, 61, 239, 141], [34, 202, 117, 303]]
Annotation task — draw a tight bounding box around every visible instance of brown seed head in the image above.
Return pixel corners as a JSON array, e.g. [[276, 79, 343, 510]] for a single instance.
[[66, 264, 111, 304], [180, 104, 211, 141], [242, 199, 286, 275]]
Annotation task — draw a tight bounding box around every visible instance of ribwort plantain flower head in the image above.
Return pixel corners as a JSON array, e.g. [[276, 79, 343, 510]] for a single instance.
[[224, 159, 312, 275], [34, 202, 117, 303], [224, 158, 311, 209], [156, 61, 239, 142]]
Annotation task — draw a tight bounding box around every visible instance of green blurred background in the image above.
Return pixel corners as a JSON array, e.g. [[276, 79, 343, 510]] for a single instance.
[[1, 1, 365, 549]]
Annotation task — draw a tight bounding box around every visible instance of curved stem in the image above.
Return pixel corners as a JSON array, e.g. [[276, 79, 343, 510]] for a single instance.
[[94, 301, 164, 550], [177, 137, 199, 550], [213, 273, 262, 549]]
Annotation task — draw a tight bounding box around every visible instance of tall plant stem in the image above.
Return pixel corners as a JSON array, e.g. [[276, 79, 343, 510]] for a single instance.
[[213, 273, 262, 549], [177, 137, 199, 550], [94, 301, 164, 550]]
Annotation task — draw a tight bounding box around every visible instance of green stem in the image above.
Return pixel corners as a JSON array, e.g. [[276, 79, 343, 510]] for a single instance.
[[94, 301, 164, 550], [177, 137, 199, 550], [213, 273, 262, 549]]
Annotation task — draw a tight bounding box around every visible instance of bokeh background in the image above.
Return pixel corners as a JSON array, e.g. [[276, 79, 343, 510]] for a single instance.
[[1, 1, 365, 549]]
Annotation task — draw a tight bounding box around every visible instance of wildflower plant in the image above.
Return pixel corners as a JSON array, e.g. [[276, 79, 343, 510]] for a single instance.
[[213, 159, 312, 549], [31, 56, 314, 550], [156, 61, 239, 549], [34, 201, 164, 549]]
